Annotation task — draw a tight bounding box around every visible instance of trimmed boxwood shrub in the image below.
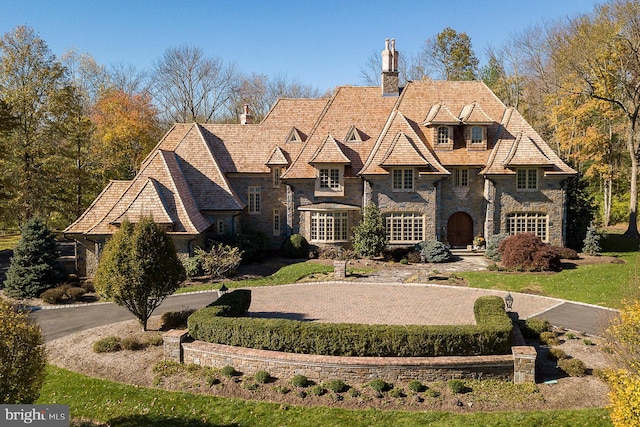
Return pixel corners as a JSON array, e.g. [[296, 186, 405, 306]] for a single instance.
[[188, 295, 512, 357], [208, 289, 251, 315], [281, 234, 309, 259]]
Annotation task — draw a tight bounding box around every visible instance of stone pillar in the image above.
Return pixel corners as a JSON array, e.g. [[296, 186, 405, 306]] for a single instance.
[[163, 329, 189, 363], [484, 178, 496, 240], [512, 346, 537, 384], [333, 260, 347, 279]]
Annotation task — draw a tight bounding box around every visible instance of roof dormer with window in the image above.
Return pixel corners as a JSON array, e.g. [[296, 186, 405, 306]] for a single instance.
[[423, 102, 460, 151], [459, 103, 492, 151], [309, 135, 350, 197]]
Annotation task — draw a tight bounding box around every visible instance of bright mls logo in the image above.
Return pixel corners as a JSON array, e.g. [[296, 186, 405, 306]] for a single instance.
[[1, 405, 69, 426]]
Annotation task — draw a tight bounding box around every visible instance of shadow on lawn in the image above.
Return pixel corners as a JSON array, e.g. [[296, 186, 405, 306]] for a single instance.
[[107, 414, 239, 427]]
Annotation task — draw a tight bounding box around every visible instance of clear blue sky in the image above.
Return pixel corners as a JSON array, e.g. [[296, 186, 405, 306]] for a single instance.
[[0, 0, 601, 92]]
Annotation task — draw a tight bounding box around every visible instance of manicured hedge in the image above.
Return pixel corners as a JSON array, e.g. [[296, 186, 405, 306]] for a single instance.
[[188, 294, 513, 357], [208, 289, 251, 316]]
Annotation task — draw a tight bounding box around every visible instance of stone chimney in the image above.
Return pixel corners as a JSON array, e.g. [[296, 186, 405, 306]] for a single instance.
[[381, 38, 399, 97], [240, 104, 254, 125]]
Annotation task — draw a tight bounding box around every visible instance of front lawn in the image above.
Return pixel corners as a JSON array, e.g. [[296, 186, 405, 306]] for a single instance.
[[460, 252, 638, 308], [0, 233, 19, 251], [175, 261, 334, 293], [39, 366, 611, 427]]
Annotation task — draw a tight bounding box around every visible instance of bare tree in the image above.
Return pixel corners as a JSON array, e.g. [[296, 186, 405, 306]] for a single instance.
[[151, 45, 238, 124], [109, 63, 151, 96]]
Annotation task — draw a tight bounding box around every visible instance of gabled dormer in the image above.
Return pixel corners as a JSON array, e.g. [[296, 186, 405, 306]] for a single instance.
[[345, 125, 363, 143], [379, 132, 431, 192], [265, 146, 289, 188], [309, 135, 351, 197], [459, 102, 492, 151], [423, 102, 461, 151], [285, 127, 304, 144]]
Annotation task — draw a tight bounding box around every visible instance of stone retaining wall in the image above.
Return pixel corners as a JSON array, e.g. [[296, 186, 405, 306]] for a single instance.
[[163, 327, 537, 384]]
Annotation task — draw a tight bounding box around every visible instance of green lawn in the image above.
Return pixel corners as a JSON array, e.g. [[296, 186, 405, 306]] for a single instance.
[[39, 366, 611, 427], [175, 262, 334, 293], [460, 252, 639, 308]]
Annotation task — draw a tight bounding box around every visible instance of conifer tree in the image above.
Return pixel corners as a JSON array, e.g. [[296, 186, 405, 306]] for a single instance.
[[352, 203, 388, 258], [3, 217, 65, 298], [582, 222, 602, 256]]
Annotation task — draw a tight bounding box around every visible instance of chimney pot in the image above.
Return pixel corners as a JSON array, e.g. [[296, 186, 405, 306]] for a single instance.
[[240, 104, 254, 125]]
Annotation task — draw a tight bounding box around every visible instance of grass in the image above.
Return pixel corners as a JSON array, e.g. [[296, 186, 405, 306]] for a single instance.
[[175, 261, 334, 293], [0, 233, 20, 251], [39, 365, 612, 427], [459, 252, 638, 308]]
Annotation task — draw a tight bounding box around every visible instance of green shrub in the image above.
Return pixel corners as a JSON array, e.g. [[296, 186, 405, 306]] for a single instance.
[[182, 256, 204, 278], [425, 389, 441, 398], [146, 334, 163, 346], [121, 336, 144, 351], [291, 374, 309, 388], [399, 258, 408, 265], [389, 387, 405, 398], [352, 203, 388, 258], [583, 339, 594, 346], [368, 379, 391, 393], [485, 233, 509, 261], [254, 370, 272, 384], [93, 336, 122, 353], [499, 233, 562, 272], [582, 222, 602, 255], [519, 318, 551, 339], [415, 240, 451, 263], [208, 289, 252, 315], [407, 250, 422, 263], [547, 348, 568, 361], [540, 331, 560, 346], [161, 309, 196, 330], [565, 332, 576, 340], [194, 244, 242, 279], [40, 287, 66, 304], [273, 385, 290, 394], [408, 380, 426, 393], [243, 381, 259, 391], [220, 366, 239, 377], [219, 230, 271, 263], [448, 379, 469, 394], [309, 385, 326, 396], [281, 234, 309, 259], [188, 295, 512, 357], [558, 358, 587, 377], [3, 217, 66, 298], [0, 298, 46, 403], [324, 379, 349, 393]]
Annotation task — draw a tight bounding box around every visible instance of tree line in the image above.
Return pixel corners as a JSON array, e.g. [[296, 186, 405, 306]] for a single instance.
[[0, 26, 321, 230]]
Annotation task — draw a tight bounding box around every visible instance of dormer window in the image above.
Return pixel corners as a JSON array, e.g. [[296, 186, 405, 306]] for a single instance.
[[471, 126, 483, 143], [392, 168, 414, 191], [345, 126, 362, 143], [315, 164, 344, 196], [437, 126, 450, 144], [516, 168, 538, 190]]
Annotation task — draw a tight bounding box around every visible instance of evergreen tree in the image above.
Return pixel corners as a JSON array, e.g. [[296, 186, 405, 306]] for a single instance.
[[565, 174, 596, 251], [95, 218, 185, 330], [583, 222, 602, 256], [352, 203, 388, 258], [3, 217, 65, 298]]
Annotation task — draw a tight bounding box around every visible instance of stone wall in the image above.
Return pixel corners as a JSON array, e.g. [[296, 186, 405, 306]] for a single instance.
[[163, 327, 537, 384]]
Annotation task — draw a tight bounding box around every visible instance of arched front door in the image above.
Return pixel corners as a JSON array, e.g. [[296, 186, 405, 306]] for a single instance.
[[447, 212, 473, 248]]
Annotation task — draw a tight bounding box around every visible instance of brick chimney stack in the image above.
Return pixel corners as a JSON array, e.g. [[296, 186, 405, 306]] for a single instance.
[[240, 104, 254, 125], [381, 38, 399, 97]]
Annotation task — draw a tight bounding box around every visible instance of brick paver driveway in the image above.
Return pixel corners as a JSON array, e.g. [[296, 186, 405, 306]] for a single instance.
[[249, 282, 566, 326]]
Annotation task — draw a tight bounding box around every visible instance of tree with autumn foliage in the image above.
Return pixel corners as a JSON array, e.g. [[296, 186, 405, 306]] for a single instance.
[[553, 0, 640, 237], [91, 88, 162, 180]]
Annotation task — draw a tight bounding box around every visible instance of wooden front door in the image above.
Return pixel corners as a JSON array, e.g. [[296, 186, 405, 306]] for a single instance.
[[447, 212, 473, 247]]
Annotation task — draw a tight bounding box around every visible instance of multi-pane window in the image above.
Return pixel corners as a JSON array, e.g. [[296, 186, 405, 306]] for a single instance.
[[319, 168, 340, 189], [248, 186, 261, 213], [506, 212, 548, 241], [310, 212, 348, 242], [272, 167, 281, 188], [437, 126, 450, 144], [217, 220, 225, 235], [273, 209, 280, 235], [453, 168, 468, 187], [516, 169, 538, 190], [471, 126, 483, 144], [392, 169, 414, 191], [385, 213, 424, 243]]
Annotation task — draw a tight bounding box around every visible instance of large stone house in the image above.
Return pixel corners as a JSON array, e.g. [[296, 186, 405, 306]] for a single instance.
[[65, 39, 576, 276]]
